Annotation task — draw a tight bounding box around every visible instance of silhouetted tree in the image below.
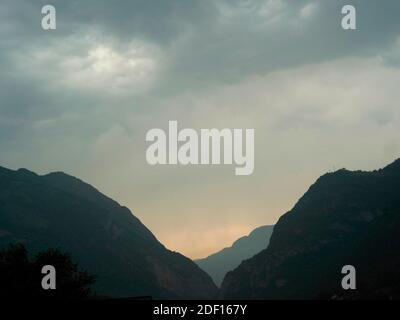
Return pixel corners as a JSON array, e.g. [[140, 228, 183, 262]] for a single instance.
[[0, 243, 96, 299]]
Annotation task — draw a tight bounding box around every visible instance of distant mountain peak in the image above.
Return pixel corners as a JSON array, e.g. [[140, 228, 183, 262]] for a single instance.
[[44, 170, 70, 177], [196, 225, 274, 286], [17, 168, 38, 177]]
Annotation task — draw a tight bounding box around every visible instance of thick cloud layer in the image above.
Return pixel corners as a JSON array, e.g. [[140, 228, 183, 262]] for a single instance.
[[1, 0, 400, 258]]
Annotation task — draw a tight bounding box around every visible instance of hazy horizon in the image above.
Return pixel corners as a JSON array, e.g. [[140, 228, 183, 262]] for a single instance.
[[1, 0, 400, 259]]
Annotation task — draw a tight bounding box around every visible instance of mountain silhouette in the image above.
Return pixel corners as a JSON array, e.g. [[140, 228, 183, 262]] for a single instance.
[[196, 225, 274, 286], [0, 166, 217, 299], [220, 159, 400, 299]]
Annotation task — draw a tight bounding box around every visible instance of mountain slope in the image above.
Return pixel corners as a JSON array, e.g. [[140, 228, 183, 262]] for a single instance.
[[196, 225, 274, 286], [0, 166, 218, 299], [220, 160, 400, 299]]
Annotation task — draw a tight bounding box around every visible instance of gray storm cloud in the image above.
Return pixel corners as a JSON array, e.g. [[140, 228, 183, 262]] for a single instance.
[[1, 0, 400, 257]]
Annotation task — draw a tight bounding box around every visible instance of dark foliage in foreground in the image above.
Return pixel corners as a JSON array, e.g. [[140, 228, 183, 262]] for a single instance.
[[0, 243, 96, 299]]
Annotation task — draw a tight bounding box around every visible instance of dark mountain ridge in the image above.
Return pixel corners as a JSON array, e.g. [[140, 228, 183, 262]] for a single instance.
[[0, 166, 217, 299], [220, 159, 400, 299], [196, 225, 274, 286]]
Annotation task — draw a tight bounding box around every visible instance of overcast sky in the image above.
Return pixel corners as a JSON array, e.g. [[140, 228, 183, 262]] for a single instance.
[[1, 0, 400, 258]]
